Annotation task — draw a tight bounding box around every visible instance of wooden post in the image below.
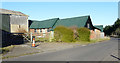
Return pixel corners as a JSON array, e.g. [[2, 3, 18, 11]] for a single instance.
[[30, 32, 32, 42]]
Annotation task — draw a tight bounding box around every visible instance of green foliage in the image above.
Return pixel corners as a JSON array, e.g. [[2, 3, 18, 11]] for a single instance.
[[54, 26, 75, 42], [114, 18, 120, 28], [1, 45, 15, 54], [54, 26, 91, 42], [77, 27, 90, 42], [103, 18, 120, 37], [103, 25, 113, 36], [115, 28, 120, 36]]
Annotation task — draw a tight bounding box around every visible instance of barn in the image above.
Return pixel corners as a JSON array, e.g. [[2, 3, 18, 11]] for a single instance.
[[0, 9, 29, 47], [0, 9, 29, 33]]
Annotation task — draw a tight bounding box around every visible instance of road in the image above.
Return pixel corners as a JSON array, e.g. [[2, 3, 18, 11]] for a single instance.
[[3, 38, 119, 61]]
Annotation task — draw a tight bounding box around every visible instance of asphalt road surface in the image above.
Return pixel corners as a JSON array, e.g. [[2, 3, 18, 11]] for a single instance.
[[3, 38, 119, 61]]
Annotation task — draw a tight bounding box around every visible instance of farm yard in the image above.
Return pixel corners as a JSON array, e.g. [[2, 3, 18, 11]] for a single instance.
[[0, 8, 110, 60]]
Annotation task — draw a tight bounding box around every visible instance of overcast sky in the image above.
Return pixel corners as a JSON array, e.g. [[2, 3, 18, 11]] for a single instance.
[[2, 2, 118, 27]]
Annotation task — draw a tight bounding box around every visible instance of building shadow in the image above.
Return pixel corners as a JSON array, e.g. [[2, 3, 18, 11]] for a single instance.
[[1, 30, 28, 47]]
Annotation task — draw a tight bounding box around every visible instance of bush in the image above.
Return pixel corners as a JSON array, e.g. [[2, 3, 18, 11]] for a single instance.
[[54, 26, 75, 42], [77, 27, 90, 42]]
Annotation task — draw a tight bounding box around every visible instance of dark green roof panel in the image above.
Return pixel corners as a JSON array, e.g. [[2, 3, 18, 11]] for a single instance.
[[53, 16, 89, 28], [30, 18, 59, 29]]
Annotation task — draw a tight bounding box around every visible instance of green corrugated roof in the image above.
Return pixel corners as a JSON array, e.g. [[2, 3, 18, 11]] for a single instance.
[[94, 25, 103, 32], [53, 15, 89, 29], [30, 18, 59, 29]]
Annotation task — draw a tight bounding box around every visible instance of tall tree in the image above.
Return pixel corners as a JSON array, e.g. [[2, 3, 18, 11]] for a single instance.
[[103, 18, 120, 36], [103, 25, 113, 36]]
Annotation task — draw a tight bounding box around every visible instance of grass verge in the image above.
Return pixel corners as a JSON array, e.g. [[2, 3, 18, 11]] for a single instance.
[[0, 45, 15, 55], [63, 37, 110, 45], [90, 37, 110, 43], [2, 51, 41, 59]]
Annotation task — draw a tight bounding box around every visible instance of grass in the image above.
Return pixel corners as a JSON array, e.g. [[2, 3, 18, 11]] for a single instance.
[[2, 52, 41, 59], [90, 37, 110, 43], [51, 37, 110, 45], [1, 45, 43, 59], [0, 45, 15, 55]]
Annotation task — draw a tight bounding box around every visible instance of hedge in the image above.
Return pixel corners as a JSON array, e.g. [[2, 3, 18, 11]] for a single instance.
[[54, 26, 90, 42], [77, 27, 90, 42], [54, 26, 75, 42]]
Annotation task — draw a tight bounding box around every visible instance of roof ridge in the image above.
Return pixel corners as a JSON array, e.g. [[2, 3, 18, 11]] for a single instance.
[[40, 18, 59, 22], [60, 15, 90, 20], [0, 8, 28, 16], [30, 18, 59, 22]]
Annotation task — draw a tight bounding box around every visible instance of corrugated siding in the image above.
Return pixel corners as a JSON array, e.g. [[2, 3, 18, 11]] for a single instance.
[[0, 14, 10, 32], [10, 15, 27, 25]]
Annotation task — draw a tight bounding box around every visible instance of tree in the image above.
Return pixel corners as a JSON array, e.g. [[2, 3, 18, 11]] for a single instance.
[[103, 18, 120, 37], [114, 18, 120, 28], [103, 25, 113, 36], [113, 18, 120, 35], [115, 28, 120, 36]]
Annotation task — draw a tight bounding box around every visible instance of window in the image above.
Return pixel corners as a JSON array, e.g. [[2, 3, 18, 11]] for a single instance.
[[19, 25, 21, 28], [47, 28, 50, 32], [87, 23, 90, 28], [40, 29, 42, 32], [42, 29, 45, 33], [34, 29, 37, 32]]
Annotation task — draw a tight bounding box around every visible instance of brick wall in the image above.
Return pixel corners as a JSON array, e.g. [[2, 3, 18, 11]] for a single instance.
[[29, 28, 50, 37], [90, 29, 103, 39]]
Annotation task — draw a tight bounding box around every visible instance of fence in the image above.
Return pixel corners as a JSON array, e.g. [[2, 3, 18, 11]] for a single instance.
[[29, 31, 54, 42]]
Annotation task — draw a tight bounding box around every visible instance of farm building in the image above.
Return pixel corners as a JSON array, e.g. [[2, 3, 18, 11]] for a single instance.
[[94, 25, 103, 32], [29, 18, 59, 37], [0, 9, 29, 47], [29, 15, 103, 39], [52, 15, 95, 30], [90, 25, 104, 39], [94, 25, 104, 38], [0, 9, 29, 33]]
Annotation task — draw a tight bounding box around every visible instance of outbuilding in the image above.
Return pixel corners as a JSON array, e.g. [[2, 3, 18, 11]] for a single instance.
[[0, 9, 29, 47]]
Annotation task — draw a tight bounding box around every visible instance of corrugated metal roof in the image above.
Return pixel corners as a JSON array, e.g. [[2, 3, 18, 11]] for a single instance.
[[94, 25, 103, 32], [53, 15, 89, 28], [29, 18, 59, 29], [0, 8, 28, 16], [30, 15, 91, 31]]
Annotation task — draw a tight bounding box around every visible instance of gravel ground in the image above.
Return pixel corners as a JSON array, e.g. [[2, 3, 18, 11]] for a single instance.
[[2, 42, 81, 59], [36, 42, 81, 52]]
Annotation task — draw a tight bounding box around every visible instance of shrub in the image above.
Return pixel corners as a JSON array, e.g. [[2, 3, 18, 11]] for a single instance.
[[77, 27, 90, 42], [69, 26, 79, 41], [54, 26, 75, 42]]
